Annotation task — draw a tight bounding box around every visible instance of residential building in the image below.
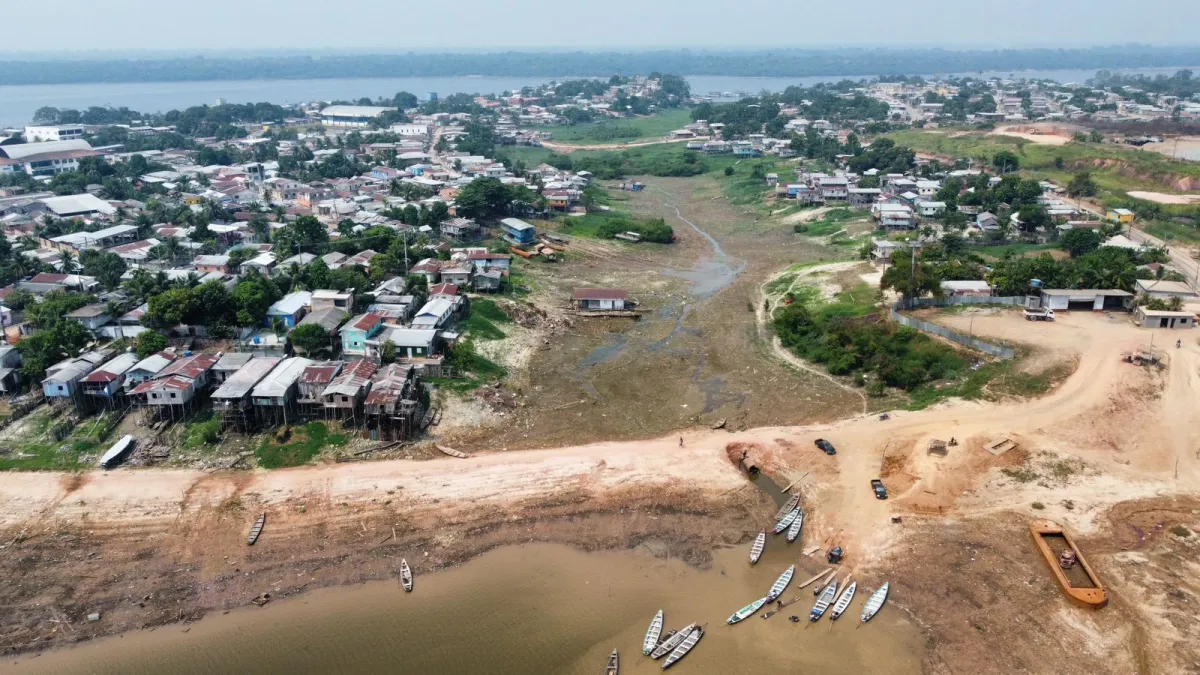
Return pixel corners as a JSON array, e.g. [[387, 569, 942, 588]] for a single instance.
[[340, 312, 385, 356], [874, 203, 916, 230], [130, 353, 219, 413], [298, 361, 343, 417], [24, 125, 86, 143], [0, 139, 98, 177], [321, 358, 378, 421], [1134, 308, 1196, 329], [0, 346, 22, 393], [1107, 208, 1136, 224], [265, 291, 312, 328], [1135, 279, 1200, 302], [211, 352, 254, 384], [124, 351, 178, 391], [467, 252, 512, 273], [368, 327, 438, 362], [212, 356, 282, 432], [65, 303, 112, 332], [573, 288, 630, 311], [975, 212, 1000, 232], [940, 280, 992, 297], [917, 201, 947, 217], [80, 353, 140, 405], [439, 265, 472, 287], [250, 356, 315, 425], [500, 217, 536, 245], [410, 297, 455, 330], [194, 254, 231, 274], [47, 224, 138, 253], [312, 289, 354, 313], [441, 217, 480, 241]]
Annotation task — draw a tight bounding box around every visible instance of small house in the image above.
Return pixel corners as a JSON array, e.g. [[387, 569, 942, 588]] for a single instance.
[[467, 252, 512, 273], [572, 288, 630, 312], [340, 312, 385, 356], [473, 269, 503, 292], [298, 361, 344, 417], [124, 351, 177, 391], [1134, 307, 1196, 329], [321, 358, 378, 420], [1107, 208, 1135, 224], [940, 280, 992, 298], [193, 254, 231, 274], [212, 356, 281, 431], [250, 356, 315, 426], [500, 218, 535, 245], [65, 304, 112, 332], [0, 345, 23, 394], [265, 291, 312, 329], [439, 265, 472, 287], [312, 289, 354, 313], [975, 212, 1000, 232], [80, 352, 140, 403], [410, 298, 455, 330], [211, 352, 254, 384]]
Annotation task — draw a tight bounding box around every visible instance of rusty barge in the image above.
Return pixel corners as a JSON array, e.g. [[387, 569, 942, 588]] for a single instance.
[[1030, 520, 1107, 609]]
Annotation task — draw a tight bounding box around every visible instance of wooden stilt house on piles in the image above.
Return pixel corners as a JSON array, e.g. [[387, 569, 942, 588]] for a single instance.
[[320, 358, 377, 426], [297, 361, 343, 420], [363, 363, 425, 442], [211, 356, 280, 432], [129, 353, 219, 423], [250, 357, 314, 427]]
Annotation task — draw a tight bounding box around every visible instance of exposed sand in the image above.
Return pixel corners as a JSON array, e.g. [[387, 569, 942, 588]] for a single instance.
[[1128, 190, 1200, 205], [989, 124, 1073, 146]]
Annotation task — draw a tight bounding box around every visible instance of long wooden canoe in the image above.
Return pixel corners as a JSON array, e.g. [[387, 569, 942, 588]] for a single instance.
[[749, 531, 766, 564], [662, 627, 703, 670], [246, 513, 265, 546], [830, 580, 856, 620], [727, 597, 767, 624], [785, 510, 805, 543], [651, 623, 694, 659], [860, 583, 889, 623], [774, 493, 801, 521], [400, 558, 413, 592], [772, 508, 800, 534], [435, 444, 470, 459], [604, 649, 619, 675], [643, 610, 663, 655], [1030, 520, 1107, 609], [765, 565, 795, 602], [809, 579, 838, 621]]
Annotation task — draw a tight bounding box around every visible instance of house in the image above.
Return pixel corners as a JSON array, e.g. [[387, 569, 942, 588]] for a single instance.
[[1134, 307, 1196, 329], [212, 356, 282, 431], [1039, 289, 1133, 312], [111, 239, 159, 265], [80, 352, 140, 403], [573, 288, 630, 311], [410, 298, 456, 330], [345, 249, 379, 269], [124, 351, 178, 391], [47, 224, 138, 253], [211, 352, 254, 384], [130, 353, 219, 411], [364, 363, 424, 441], [409, 258, 441, 283], [940, 280, 992, 297], [441, 217, 479, 241], [1107, 208, 1136, 224], [250, 356, 315, 425], [40, 193, 118, 219], [369, 327, 439, 362], [500, 218, 536, 245], [21, 272, 100, 293], [473, 269, 503, 292], [0, 139, 98, 177], [43, 351, 112, 401], [467, 252, 512, 273], [874, 203, 916, 230], [429, 282, 458, 298], [65, 304, 112, 332], [193, 254, 231, 274], [321, 358, 378, 419], [340, 312, 385, 356], [278, 252, 316, 270], [297, 361, 344, 416], [1135, 279, 1200, 302], [240, 252, 277, 275], [265, 291, 312, 329], [917, 201, 947, 217], [817, 177, 849, 201], [439, 265, 472, 286], [975, 212, 1000, 232], [321, 251, 349, 269], [312, 289, 354, 313], [0, 346, 23, 394]]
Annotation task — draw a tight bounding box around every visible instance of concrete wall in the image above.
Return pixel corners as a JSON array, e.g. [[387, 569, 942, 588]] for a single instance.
[[891, 300, 1017, 360]]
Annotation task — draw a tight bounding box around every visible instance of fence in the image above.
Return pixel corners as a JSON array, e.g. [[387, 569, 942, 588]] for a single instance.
[[891, 298, 1019, 360]]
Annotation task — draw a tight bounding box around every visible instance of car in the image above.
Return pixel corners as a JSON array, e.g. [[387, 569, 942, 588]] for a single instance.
[[814, 438, 837, 455], [871, 479, 888, 500]]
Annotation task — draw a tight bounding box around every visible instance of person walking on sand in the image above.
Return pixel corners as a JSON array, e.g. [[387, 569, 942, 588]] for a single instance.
[[679, 436, 684, 447]]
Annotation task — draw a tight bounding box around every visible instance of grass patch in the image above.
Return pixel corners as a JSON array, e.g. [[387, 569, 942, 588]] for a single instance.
[[765, 273, 798, 296], [906, 352, 1072, 410], [537, 109, 691, 145], [0, 409, 118, 471], [1031, 501, 1045, 510], [464, 312, 507, 341], [797, 208, 860, 237], [970, 242, 1061, 260], [1001, 467, 1040, 483], [1143, 219, 1200, 245], [555, 211, 674, 243], [255, 422, 347, 469], [180, 410, 223, 449], [1169, 524, 1192, 538]]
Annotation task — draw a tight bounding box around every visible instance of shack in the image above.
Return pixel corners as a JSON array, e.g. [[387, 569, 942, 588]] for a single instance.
[[130, 353, 219, 420], [0, 345, 22, 394], [250, 356, 314, 426], [211, 356, 281, 432], [573, 288, 630, 312], [79, 352, 140, 409], [1134, 307, 1196, 329], [211, 352, 254, 384], [321, 358, 378, 423], [1040, 289, 1133, 312], [42, 350, 113, 404], [364, 363, 423, 442], [297, 361, 343, 419], [124, 351, 177, 392]]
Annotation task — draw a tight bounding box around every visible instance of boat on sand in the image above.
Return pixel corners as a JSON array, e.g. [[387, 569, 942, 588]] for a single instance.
[[810, 578, 838, 621], [400, 558, 413, 592], [604, 649, 619, 675], [662, 626, 703, 670], [785, 510, 805, 543], [860, 583, 889, 623], [830, 580, 856, 620], [749, 531, 766, 564], [643, 610, 663, 655]]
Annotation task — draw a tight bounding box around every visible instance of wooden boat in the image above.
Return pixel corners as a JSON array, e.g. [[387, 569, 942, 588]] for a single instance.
[[772, 508, 801, 534], [604, 649, 619, 675], [435, 443, 470, 459], [809, 579, 838, 621], [246, 513, 266, 546], [727, 597, 767, 624], [1029, 520, 1107, 608], [785, 510, 805, 543], [774, 492, 801, 521], [860, 582, 889, 623], [643, 610, 664, 655], [651, 623, 694, 659], [797, 568, 834, 590], [765, 565, 795, 602], [400, 558, 413, 592], [830, 580, 856, 620], [662, 626, 703, 670], [749, 531, 766, 564]]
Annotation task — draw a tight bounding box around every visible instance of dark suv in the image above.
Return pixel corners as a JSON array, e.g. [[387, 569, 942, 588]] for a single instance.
[[814, 438, 837, 455]]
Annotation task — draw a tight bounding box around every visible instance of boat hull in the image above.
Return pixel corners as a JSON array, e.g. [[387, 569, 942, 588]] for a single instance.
[[1029, 520, 1107, 609]]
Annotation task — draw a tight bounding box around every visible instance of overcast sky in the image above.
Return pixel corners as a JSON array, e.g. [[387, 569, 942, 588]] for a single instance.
[[4, 0, 1199, 53]]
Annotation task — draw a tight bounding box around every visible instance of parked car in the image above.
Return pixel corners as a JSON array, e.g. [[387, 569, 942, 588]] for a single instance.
[[871, 479, 888, 500], [815, 438, 837, 455]]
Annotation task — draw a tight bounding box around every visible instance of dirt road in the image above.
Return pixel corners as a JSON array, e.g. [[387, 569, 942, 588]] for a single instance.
[[539, 137, 702, 153]]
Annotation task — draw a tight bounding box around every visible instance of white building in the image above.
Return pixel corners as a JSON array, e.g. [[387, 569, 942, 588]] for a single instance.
[[320, 105, 397, 127], [0, 139, 97, 176], [25, 125, 86, 143]]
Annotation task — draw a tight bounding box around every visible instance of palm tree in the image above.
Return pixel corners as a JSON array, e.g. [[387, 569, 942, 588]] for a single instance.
[[162, 236, 182, 264], [59, 250, 78, 274], [271, 317, 286, 339]]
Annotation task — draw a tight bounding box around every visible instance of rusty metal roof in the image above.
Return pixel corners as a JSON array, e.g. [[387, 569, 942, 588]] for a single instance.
[[156, 353, 218, 380], [300, 361, 343, 384], [322, 359, 378, 398]]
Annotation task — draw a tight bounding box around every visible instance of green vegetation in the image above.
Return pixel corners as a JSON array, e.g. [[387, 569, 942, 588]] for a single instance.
[[464, 298, 511, 341], [795, 208, 859, 236], [906, 356, 1073, 410], [969, 242, 1061, 260], [180, 411, 223, 449], [540, 109, 691, 144], [1169, 524, 1193, 538], [255, 422, 347, 469], [556, 211, 674, 243], [0, 410, 118, 471], [1143, 219, 1200, 246]]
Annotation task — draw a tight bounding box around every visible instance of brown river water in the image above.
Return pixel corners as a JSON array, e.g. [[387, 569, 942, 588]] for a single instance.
[[10, 543, 923, 674]]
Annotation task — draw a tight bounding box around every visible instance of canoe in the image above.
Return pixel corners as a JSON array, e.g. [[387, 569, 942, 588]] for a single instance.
[[772, 508, 801, 534], [785, 510, 805, 543], [651, 623, 694, 659], [797, 568, 834, 590], [749, 531, 766, 564], [662, 626, 703, 670], [860, 583, 889, 623], [435, 444, 470, 459], [604, 649, 619, 675], [765, 565, 795, 602], [643, 610, 664, 655], [1029, 520, 1107, 609], [727, 597, 767, 624], [650, 630, 677, 658], [830, 580, 857, 620], [400, 558, 413, 592], [246, 513, 265, 546], [774, 493, 801, 521], [809, 579, 838, 621]]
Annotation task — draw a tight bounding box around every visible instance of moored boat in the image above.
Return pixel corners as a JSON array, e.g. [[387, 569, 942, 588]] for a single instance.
[[435, 444, 470, 459], [643, 610, 664, 655], [1029, 520, 1107, 609], [830, 580, 856, 620], [727, 597, 767, 624], [651, 623, 695, 659], [785, 510, 805, 543], [809, 579, 838, 621], [765, 565, 795, 602], [774, 493, 801, 521], [400, 558, 413, 592], [749, 531, 766, 564], [246, 513, 266, 546], [860, 582, 889, 623], [772, 508, 801, 534], [662, 626, 703, 670], [604, 649, 619, 675]]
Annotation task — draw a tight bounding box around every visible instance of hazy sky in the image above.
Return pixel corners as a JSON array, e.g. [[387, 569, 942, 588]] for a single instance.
[[4, 0, 1199, 53]]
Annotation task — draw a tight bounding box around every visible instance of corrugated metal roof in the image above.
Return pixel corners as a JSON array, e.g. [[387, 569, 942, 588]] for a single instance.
[[156, 353, 218, 380], [344, 312, 382, 332], [81, 353, 140, 383], [213, 352, 254, 371], [300, 361, 342, 384], [322, 359, 378, 398], [129, 351, 176, 375], [252, 357, 314, 398], [211, 357, 282, 400], [573, 288, 628, 301]]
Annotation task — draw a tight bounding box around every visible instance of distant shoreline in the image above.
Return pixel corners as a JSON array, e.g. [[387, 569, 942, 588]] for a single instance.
[[2, 45, 1200, 86]]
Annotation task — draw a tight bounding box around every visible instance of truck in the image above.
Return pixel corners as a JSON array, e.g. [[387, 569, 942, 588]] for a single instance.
[[1023, 307, 1055, 322], [870, 479, 888, 500]]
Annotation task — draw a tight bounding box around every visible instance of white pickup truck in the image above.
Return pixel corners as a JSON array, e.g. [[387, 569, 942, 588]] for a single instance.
[[1023, 307, 1055, 321]]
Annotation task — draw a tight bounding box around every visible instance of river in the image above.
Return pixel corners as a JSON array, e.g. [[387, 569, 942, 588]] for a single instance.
[[7, 543, 922, 674], [1, 67, 1196, 127]]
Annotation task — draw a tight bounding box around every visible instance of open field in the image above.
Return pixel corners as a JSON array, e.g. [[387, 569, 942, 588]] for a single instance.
[[534, 109, 692, 146]]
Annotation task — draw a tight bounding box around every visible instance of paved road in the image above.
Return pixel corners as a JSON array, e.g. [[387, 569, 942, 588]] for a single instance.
[[1127, 226, 1200, 289]]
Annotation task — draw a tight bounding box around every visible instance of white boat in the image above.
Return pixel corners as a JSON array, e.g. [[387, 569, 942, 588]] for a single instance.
[[99, 434, 135, 469], [643, 610, 664, 655], [774, 493, 801, 521], [860, 582, 889, 623], [400, 558, 413, 592], [727, 597, 767, 624], [749, 531, 766, 564], [651, 623, 694, 659], [662, 626, 703, 670], [830, 580, 857, 620], [765, 565, 795, 602], [785, 510, 805, 543], [772, 508, 801, 534], [809, 579, 838, 621]]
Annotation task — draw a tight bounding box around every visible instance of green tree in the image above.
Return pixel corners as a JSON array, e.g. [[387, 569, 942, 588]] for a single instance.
[[380, 340, 397, 364], [1066, 172, 1098, 198], [136, 330, 168, 358], [17, 321, 91, 384], [992, 150, 1020, 174], [290, 323, 331, 355], [143, 287, 195, 329], [1059, 228, 1101, 258], [880, 251, 942, 302]]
